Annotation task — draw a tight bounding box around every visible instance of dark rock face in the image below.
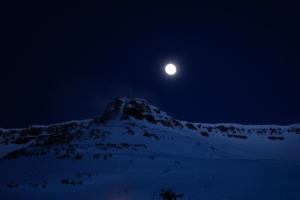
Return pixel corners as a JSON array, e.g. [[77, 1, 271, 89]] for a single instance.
[[217, 125, 229, 133], [13, 137, 35, 144], [89, 97, 155, 124], [90, 97, 156, 124], [268, 136, 284, 140], [117, 97, 184, 129], [186, 123, 197, 130], [85, 96, 185, 129], [200, 132, 209, 137], [90, 97, 125, 124], [143, 114, 157, 124], [227, 134, 247, 139], [171, 119, 183, 129], [122, 99, 151, 121], [157, 120, 172, 127], [159, 189, 184, 200], [123, 107, 144, 120]]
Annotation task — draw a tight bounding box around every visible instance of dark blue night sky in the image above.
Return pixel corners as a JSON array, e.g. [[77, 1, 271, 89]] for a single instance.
[[1, 1, 299, 128]]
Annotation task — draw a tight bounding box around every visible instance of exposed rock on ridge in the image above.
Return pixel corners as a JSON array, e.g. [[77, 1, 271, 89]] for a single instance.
[[90, 96, 183, 129], [1, 95, 300, 159]]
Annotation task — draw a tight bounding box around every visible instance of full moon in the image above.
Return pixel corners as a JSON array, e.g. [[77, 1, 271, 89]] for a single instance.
[[165, 64, 176, 75]]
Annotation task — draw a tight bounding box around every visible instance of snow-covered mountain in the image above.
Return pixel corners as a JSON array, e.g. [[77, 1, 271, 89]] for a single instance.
[[1, 96, 300, 200]]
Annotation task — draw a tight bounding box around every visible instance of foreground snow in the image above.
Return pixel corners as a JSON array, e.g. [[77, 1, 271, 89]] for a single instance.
[[1, 154, 300, 200]]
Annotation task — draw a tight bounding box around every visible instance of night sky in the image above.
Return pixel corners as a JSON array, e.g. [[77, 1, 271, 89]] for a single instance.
[[1, 1, 299, 128]]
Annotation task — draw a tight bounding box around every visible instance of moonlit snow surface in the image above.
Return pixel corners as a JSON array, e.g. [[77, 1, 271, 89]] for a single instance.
[[0, 96, 300, 200], [165, 64, 176, 75]]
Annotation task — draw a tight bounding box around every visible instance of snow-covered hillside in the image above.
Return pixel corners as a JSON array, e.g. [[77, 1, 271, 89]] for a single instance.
[[1, 96, 300, 199]]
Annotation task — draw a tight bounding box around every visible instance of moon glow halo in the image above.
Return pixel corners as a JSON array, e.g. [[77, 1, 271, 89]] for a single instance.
[[165, 64, 176, 75]]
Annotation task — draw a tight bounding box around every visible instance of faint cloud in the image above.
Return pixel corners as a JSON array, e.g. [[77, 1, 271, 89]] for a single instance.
[[51, 78, 160, 122], [86, 84, 161, 117]]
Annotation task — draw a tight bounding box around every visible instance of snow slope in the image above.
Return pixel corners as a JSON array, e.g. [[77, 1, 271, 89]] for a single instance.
[[0, 96, 300, 199]]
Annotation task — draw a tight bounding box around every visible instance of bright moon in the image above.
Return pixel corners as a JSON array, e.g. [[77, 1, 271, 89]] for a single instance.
[[165, 64, 176, 75]]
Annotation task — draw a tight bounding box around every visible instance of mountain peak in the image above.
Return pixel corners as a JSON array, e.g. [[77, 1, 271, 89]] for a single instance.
[[90, 95, 183, 128]]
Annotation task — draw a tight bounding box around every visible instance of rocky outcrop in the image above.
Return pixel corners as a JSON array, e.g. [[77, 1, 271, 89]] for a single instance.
[[89, 96, 184, 129], [89, 98, 123, 125]]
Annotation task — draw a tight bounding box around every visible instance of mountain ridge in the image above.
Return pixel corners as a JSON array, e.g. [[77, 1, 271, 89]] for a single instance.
[[1, 96, 300, 199], [1, 96, 299, 160]]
